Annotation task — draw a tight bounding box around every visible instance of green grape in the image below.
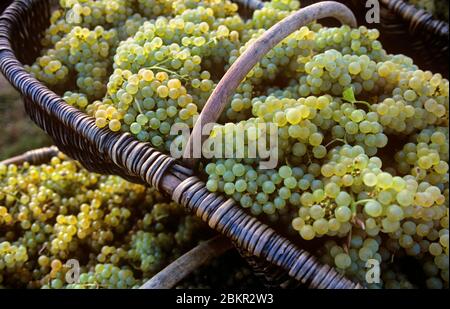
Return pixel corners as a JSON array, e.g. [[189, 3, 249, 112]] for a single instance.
[[334, 253, 351, 269], [335, 206, 352, 222], [363, 200, 381, 217], [0, 152, 208, 288], [300, 225, 315, 240], [335, 191, 352, 207]]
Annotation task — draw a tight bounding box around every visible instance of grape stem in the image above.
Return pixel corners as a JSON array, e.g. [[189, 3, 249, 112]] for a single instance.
[[38, 243, 47, 255], [154, 58, 171, 66], [325, 138, 347, 148], [345, 231, 351, 253], [306, 151, 312, 165], [134, 99, 144, 115], [350, 198, 372, 230], [147, 66, 189, 80], [352, 216, 366, 230], [207, 37, 219, 46], [350, 198, 375, 215], [352, 100, 372, 108], [145, 59, 188, 80]]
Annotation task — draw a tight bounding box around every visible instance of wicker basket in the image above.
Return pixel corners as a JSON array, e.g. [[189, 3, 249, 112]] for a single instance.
[[0, 147, 235, 289], [354, 0, 448, 77], [302, 0, 448, 76], [0, 0, 363, 289], [0, 147, 292, 289], [0, 1, 13, 15], [268, 0, 448, 76]]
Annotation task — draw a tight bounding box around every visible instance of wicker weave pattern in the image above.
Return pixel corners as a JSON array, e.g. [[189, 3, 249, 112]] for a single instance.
[[237, 249, 303, 288], [381, 0, 448, 37], [0, 1, 13, 15], [173, 176, 361, 289], [378, 0, 448, 74]]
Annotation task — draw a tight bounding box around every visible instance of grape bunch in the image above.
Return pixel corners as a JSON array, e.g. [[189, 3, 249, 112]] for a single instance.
[[25, 0, 449, 289], [26, 0, 308, 147], [0, 154, 209, 288]]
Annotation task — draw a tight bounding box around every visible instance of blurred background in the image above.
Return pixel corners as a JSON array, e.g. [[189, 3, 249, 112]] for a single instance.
[[0, 75, 51, 160], [0, 0, 48, 160]]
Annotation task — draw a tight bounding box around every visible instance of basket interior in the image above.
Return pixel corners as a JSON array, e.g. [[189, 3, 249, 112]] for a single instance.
[[7, 0, 56, 65]]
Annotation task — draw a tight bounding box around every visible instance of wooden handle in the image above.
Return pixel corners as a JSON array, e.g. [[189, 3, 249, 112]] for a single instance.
[[183, 1, 357, 168], [139, 235, 233, 289], [0, 146, 59, 166]]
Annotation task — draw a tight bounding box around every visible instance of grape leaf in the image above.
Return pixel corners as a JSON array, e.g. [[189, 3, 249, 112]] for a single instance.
[[342, 87, 356, 103]]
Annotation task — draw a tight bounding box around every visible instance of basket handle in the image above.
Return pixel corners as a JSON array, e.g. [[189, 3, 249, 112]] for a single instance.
[[0, 146, 59, 166], [140, 235, 233, 289], [183, 1, 357, 168]]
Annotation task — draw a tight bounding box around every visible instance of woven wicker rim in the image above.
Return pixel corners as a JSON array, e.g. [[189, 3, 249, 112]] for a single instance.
[[380, 0, 449, 37]]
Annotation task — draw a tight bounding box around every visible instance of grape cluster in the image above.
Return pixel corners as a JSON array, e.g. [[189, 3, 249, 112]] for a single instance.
[[395, 127, 449, 185], [63, 264, 137, 289], [251, 0, 300, 29], [87, 69, 199, 149], [316, 233, 418, 289], [27, 0, 297, 150], [0, 154, 208, 288], [28, 25, 118, 100]]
